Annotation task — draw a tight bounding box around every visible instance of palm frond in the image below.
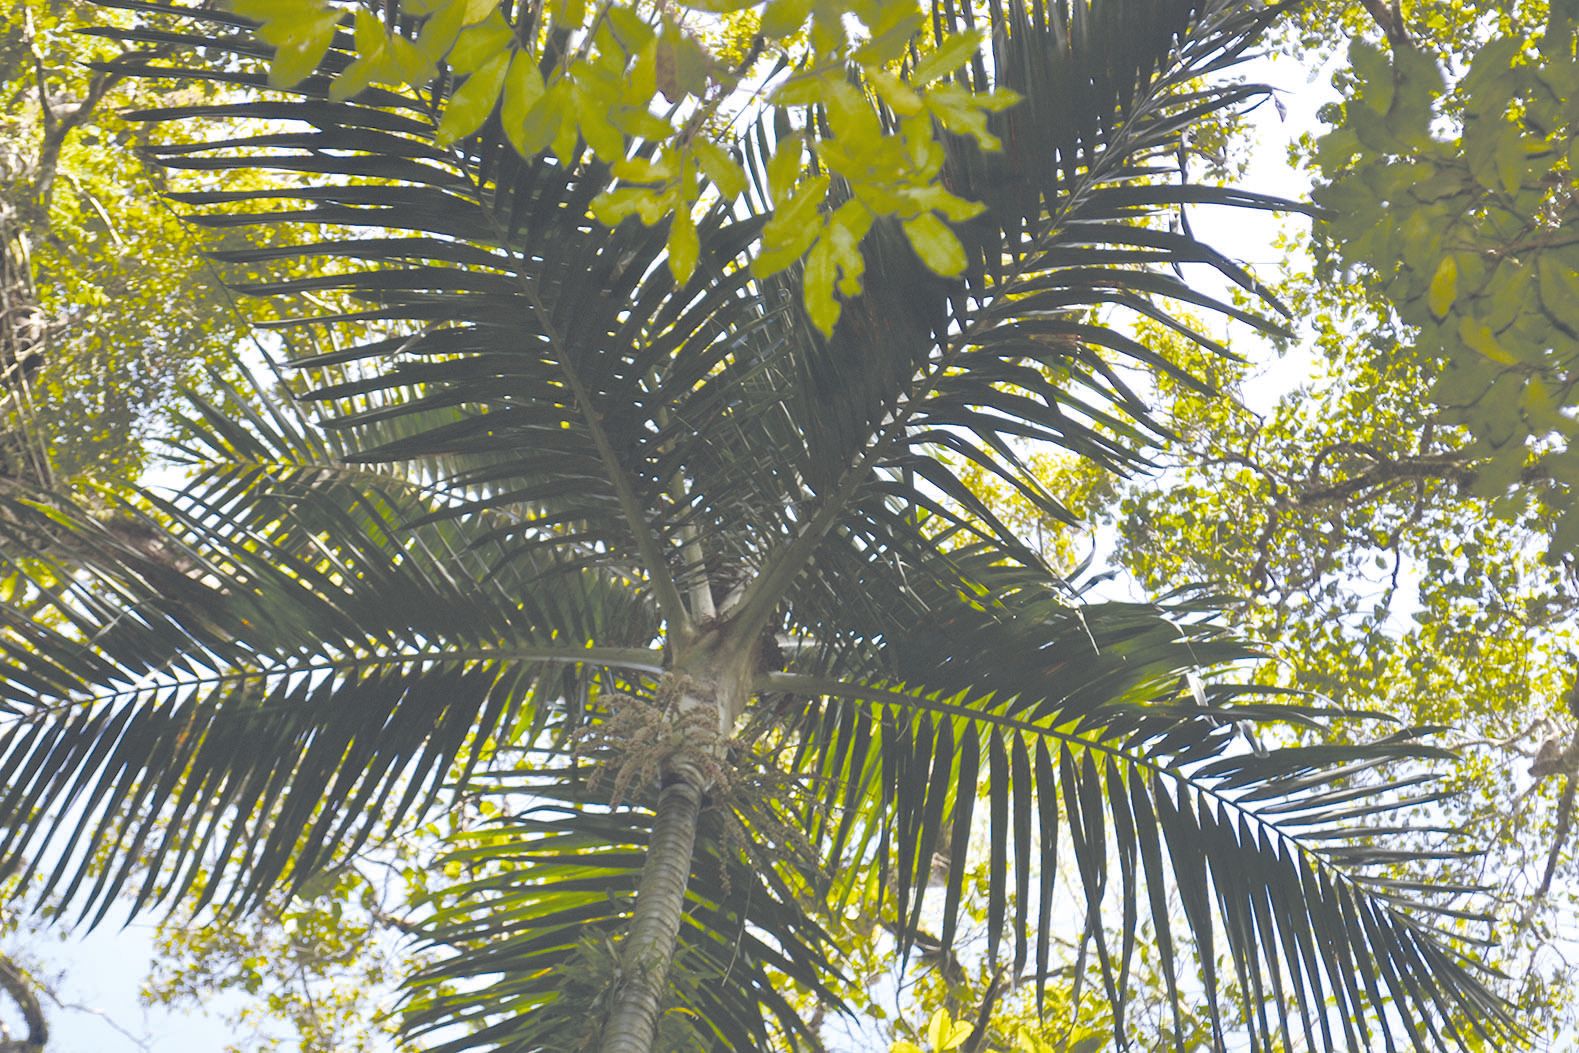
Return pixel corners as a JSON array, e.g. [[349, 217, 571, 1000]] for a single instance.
[[763, 578, 1517, 1052], [96, 0, 1293, 641], [725, 0, 1296, 641], [404, 766, 836, 1052], [0, 374, 662, 918]]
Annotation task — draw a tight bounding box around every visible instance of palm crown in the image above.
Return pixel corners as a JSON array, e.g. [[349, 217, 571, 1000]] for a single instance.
[[0, 0, 1523, 1049]]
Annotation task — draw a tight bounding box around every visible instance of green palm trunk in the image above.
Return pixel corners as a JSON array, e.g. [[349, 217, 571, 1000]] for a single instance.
[[601, 771, 706, 1053]]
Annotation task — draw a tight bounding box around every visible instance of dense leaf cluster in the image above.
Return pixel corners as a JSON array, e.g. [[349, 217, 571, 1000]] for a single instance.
[[1316, 8, 1579, 552]]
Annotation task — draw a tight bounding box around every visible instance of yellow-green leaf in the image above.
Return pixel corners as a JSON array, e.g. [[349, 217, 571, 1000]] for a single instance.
[[754, 223, 823, 277], [1522, 375, 1562, 429], [574, 85, 625, 160], [1427, 254, 1457, 318], [910, 30, 982, 85], [226, 0, 269, 16], [667, 211, 700, 284], [414, 0, 467, 61], [903, 212, 966, 276], [329, 10, 390, 101], [926, 1008, 972, 1050], [501, 51, 547, 156], [450, 10, 513, 73], [802, 234, 840, 334], [551, 99, 581, 164], [976, 86, 1022, 111], [625, 39, 659, 104], [759, 0, 813, 37], [766, 137, 805, 204], [351, 8, 389, 56], [1349, 38, 1395, 114], [329, 57, 378, 101], [1012, 1028, 1055, 1053], [607, 5, 657, 52], [868, 68, 923, 116], [1458, 315, 1517, 364], [926, 83, 1000, 150], [264, 10, 338, 88], [459, 0, 499, 23], [825, 80, 880, 141], [613, 150, 680, 184], [592, 187, 666, 226], [827, 199, 871, 296], [656, 22, 711, 101], [388, 34, 438, 86], [774, 67, 839, 107], [1494, 127, 1526, 195], [771, 174, 829, 235], [436, 50, 510, 144], [240, 0, 327, 36], [853, 10, 922, 66], [900, 183, 986, 222], [550, 0, 587, 29], [1538, 254, 1579, 330], [691, 140, 747, 198], [753, 179, 826, 276]]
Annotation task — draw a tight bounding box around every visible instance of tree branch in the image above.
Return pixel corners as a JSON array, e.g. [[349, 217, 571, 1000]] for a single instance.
[[1287, 452, 1474, 508], [961, 967, 1007, 1053], [0, 952, 46, 1053], [1356, 0, 1413, 49]]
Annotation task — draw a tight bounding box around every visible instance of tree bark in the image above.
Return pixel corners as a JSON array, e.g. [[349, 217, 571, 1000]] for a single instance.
[[598, 771, 706, 1053], [0, 951, 46, 1052]]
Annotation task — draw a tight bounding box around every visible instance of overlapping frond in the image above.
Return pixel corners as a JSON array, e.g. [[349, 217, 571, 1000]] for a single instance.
[[405, 767, 836, 1052], [90, 0, 1295, 629], [711, 0, 1298, 648], [0, 376, 661, 918], [765, 550, 1517, 1052]]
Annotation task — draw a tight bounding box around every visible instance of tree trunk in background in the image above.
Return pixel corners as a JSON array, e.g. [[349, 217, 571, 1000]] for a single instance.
[[0, 206, 49, 486]]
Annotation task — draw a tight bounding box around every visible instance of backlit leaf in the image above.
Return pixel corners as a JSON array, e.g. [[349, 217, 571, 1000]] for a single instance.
[[902, 212, 966, 277], [435, 50, 511, 144]]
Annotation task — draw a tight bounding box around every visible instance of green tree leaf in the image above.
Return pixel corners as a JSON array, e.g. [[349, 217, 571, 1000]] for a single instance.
[[911, 30, 983, 85], [903, 212, 966, 277], [691, 140, 746, 198], [1428, 254, 1458, 318], [435, 50, 511, 144], [667, 209, 700, 284], [802, 228, 840, 333], [252, 2, 339, 88], [449, 10, 514, 73], [501, 51, 548, 155]]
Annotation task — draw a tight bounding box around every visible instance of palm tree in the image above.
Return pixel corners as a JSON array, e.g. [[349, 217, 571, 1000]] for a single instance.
[[0, 0, 1523, 1049]]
